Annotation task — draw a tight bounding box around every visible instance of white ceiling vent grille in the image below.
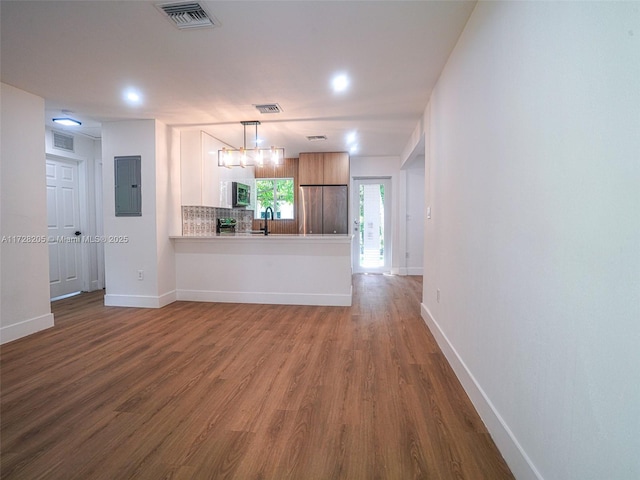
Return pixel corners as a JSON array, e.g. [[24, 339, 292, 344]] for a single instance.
[[306, 135, 328, 142], [156, 2, 219, 30], [53, 131, 74, 152], [254, 103, 282, 114]]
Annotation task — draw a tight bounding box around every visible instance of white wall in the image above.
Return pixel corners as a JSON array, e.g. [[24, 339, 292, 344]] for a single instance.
[[0, 83, 54, 343], [405, 164, 424, 275], [420, 2, 640, 479], [156, 123, 180, 300], [102, 119, 178, 308]]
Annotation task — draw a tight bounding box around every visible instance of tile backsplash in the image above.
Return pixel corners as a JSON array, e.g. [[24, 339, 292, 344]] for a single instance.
[[181, 206, 253, 236]]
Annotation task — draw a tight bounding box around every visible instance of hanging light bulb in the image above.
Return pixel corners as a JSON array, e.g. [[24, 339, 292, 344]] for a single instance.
[[256, 149, 264, 167], [271, 146, 279, 166], [240, 148, 247, 168], [223, 148, 232, 169]]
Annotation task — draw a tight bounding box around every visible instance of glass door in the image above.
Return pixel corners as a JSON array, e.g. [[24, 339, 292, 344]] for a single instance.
[[352, 178, 391, 273]]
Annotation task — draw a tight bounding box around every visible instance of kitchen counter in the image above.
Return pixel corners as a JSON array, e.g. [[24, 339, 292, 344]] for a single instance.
[[171, 234, 351, 241], [171, 234, 353, 306]]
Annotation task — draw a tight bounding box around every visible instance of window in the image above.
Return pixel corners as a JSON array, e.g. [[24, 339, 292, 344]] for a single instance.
[[255, 178, 294, 219]]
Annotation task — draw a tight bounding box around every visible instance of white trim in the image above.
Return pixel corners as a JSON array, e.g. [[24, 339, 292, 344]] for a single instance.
[[95, 159, 105, 290], [176, 288, 352, 307], [77, 158, 91, 292], [0, 313, 55, 345], [46, 156, 86, 298], [395, 267, 424, 276], [104, 290, 176, 308], [420, 303, 543, 480], [406, 267, 423, 276]]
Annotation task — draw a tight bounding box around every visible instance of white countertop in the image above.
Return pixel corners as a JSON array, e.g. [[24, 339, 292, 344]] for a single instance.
[[171, 234, 353, 243]]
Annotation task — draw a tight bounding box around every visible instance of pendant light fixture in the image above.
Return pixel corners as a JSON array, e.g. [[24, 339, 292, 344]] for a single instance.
[[218, 121, 284, 168]]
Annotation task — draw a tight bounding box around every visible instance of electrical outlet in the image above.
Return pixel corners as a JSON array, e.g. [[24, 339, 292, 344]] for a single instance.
[[138, 270, 144, 281], [436, 289, 441, 303]]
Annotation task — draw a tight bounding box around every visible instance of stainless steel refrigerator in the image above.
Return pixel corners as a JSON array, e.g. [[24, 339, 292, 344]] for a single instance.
[[299, 185, 348, 235]]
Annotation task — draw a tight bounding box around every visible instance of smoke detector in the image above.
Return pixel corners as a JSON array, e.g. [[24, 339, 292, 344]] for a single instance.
[[155, 2, 219, 30]]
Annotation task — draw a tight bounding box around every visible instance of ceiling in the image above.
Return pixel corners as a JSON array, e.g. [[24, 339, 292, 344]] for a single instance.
[[1, 0, 475, 159]]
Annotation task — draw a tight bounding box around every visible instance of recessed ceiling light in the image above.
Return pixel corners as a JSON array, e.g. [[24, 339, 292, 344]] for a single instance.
[[52, 117, 81, 127], [346, 131, 357, 144], [123, 88, 143, 105], [332, 73, 350, 93], [350, 144, 359, 154]]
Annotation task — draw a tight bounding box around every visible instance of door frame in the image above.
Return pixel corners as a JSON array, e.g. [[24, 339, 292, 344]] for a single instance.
[[351, 176, 392, 274], [46, 154, 91, 297]]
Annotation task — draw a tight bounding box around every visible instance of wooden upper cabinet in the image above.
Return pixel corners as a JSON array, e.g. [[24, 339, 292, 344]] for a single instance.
[[322, 152, 350, 185], [299, 152, 349, 185], [298, 153, 324, 185]]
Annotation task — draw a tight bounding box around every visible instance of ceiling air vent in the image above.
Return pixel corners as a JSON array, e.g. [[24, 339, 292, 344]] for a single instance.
[[53, 131, 74, 152], [306, 135, 328, 142], [156, 2, 219, 30], [254, 103, 282, 114]]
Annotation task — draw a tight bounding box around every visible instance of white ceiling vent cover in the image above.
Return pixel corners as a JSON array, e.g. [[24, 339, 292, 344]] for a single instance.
[[53, 131, 74, 152], [306, 135, 327, 142], [254, 103, 283, 114], [155, 2, 219, 30]]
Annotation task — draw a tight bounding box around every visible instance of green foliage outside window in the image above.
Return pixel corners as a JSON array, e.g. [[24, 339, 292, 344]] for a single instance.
[[256, 178, 294, 219]]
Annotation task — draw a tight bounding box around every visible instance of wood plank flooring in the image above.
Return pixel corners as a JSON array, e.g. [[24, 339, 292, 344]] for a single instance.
[[1, 274, 513, 479]]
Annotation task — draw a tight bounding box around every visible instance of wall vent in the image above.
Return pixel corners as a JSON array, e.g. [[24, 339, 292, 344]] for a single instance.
[[306, 135, 328, 142], [53, 131, 74, 152], [155, 2, 219, 30], [254, 103, 282, 114]]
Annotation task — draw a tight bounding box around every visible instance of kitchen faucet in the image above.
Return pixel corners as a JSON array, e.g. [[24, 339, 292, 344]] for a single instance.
[[263, 206, 274, 235]]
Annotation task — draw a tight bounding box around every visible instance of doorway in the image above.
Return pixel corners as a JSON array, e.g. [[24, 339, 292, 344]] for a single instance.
[[352, 178, 392, 273], [46, 158, 84, 299]]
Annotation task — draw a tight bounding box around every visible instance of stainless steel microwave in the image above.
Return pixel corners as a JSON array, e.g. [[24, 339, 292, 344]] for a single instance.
[[232, 182, 250, 207]]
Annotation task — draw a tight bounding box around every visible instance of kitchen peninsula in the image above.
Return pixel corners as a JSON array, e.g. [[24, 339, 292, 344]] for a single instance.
[[171, 234, 353, 306], [176, 133, 352, 306]]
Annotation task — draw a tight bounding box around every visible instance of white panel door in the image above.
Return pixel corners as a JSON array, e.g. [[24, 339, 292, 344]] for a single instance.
[[47, 158, 83, 298]]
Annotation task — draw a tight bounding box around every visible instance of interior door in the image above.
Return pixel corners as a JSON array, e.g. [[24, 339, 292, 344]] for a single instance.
[[47, 158, 83, 299], [352, 178, 392, 273]]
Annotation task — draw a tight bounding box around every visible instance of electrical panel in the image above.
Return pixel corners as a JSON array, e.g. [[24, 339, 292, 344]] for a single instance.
[[115, 156, 141, 216]]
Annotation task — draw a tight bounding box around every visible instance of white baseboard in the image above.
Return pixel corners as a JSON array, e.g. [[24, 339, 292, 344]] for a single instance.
[[420, 303, 543, 480], [394, 267, 424, 276], [104, 290, 176, 308], [176, 288, 352, 307], [0, 312, 55, 345]]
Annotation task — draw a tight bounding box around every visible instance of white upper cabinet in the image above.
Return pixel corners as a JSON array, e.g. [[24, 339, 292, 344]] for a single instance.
[[180, 130, 255, 207]]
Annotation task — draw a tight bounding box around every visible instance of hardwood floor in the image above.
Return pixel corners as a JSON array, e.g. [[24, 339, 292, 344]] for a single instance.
[[1, 275, 513, 479]]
